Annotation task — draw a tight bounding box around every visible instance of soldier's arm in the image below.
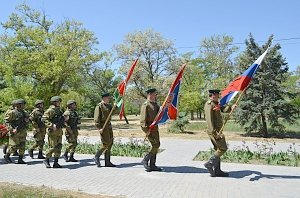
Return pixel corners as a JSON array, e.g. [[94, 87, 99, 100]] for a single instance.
[[4, 110, 15, 131], [94, 105, 102, 129], [140, 104, 148, 132], [42, 109, 54, 128], [204, 102, 215, 133]]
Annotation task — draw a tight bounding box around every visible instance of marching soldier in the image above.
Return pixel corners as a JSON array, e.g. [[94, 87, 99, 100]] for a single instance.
[[2, 100, 17, 155], [93, 92, 116, 167], [140, 88, 162, 172], [42, 96, 64, 168], [4, 99, 30, 164], [28, 100, 46, 159], [204, 89, 236, 177], [63, 100, 81, 162]]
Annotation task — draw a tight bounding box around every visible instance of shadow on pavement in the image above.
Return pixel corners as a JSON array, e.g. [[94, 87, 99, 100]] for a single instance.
[[62, 158, 97, 169], [162, 166, 207, 173], [117, 162, 141, 168], [229, 170, 300, 181]]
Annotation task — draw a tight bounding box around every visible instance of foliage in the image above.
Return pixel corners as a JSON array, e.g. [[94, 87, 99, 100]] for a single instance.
[[114, 29, 180, 99], [234, 34, 297, 137], [194, 141, 300, 167], [0, 3, 102, 110], [168, 112, 189, 133]]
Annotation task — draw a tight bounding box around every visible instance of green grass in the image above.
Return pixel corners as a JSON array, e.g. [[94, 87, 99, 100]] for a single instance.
[[25, 138, 151, 158], [194, 143, 300, 167]]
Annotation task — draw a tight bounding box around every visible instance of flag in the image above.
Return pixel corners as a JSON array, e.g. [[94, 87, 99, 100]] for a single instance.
[[149, 63, 187, 129], [220, 48, 269, 106], [113, 59, 138, 119]]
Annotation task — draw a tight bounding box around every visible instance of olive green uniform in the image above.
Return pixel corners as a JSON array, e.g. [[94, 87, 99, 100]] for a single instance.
[[94, 101, 114, 154], [140, 99, 160, 154], [29, 108, 46, 151], [42, 105, 64, 158], [2, 106, 14, 154], [64, 108, 80, 153], [5, 109, 29, 156]]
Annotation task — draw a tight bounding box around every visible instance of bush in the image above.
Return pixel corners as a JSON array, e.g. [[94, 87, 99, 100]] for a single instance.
[[168, 112, 189, 133]]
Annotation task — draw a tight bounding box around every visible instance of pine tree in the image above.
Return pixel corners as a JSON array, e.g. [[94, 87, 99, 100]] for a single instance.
[[234, 34, 296, 137]]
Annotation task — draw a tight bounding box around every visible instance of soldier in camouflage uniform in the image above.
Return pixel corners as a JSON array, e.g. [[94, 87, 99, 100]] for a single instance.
[[63, 100, 81, 162], [2, 100, 17, 155], [204, 89, 237, 177], [93, 92, 116, 167], [42, 96, 64, 168], [28, 100, 46, 159], [4, 99, 29, 164], [140, 88, 162, 172]]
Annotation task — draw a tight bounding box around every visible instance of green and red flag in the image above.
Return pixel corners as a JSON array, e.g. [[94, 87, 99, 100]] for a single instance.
[[113, 59, 139, 120]]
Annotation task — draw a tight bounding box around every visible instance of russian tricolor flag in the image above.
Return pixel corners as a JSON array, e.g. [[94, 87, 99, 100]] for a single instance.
[[149, 63, 187, 129], [220, 48, 269, 106]]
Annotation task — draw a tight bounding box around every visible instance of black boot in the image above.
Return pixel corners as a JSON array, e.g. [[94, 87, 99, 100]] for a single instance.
[[53, 157, 62, 168], [4, 153, 12, 164], [204, 155, 218, 177], [28, 149, 34, 158], [93, 151, 101, 167], [141, 153, 152, 172], [150, 154, 162, 171], [105, 151, 116, 167], [38, 150, 45, 159], [215, 156, 229, 177], [43, 158, 51, 168], [2, 144, 8, 154], [17, 155, 26, 164], [69, 152, 78, 162], [63, 151, 69, 162]]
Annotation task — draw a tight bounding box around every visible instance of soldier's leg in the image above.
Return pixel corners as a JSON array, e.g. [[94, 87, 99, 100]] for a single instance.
[[44, 133, 55, 168], [68, 133, 78, 162], [142, 131, 160, 171], [37, 129, 46, 159], [29, 130, 40, 158], [214, 136, 229, 177], [63, 134, 71, 162], [17, 141, 26, 164], [149, 131, 162, 171], [53, 132, 63, 168], [94, 131, 109, 167], [2, 143, 8, 154], [4, 135, 17, 163], [104, 132, 115, 167]]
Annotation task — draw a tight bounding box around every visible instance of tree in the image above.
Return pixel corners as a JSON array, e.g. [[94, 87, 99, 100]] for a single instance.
[[0, 4, 101, 109], [196, 34, 239, 89], [114, 29, 179, 99], [234, 34, 296, 137]]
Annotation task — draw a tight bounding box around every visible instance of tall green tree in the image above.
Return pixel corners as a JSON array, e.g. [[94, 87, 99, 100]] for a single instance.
[[234, 35, 296, 137], [0, 4, 101, 109]]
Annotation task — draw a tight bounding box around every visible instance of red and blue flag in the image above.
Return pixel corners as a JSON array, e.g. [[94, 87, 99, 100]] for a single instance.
[[220, 48, 269, 106], [149, 63, 187, 129]]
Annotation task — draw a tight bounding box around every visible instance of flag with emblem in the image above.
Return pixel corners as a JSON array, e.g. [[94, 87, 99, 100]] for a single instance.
[[149, 63, 187, 129]]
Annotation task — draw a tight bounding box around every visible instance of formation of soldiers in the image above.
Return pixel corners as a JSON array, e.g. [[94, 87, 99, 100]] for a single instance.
[[2, 87, 232, 176]]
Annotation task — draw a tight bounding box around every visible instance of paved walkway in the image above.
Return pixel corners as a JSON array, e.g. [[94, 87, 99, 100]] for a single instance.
[[1, 137, 300, 198]]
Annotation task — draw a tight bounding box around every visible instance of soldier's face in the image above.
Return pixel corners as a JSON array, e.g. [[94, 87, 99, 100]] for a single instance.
[[211, 93, 220, 101], [149, 92, 157, 101], [103, 96, 110, 103], [54, 101, 61, 107]]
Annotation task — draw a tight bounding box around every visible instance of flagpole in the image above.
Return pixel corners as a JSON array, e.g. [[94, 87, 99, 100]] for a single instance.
[[217, 88, 247, 136]]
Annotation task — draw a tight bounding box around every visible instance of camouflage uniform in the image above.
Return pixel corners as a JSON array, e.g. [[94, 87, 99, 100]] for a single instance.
[[2, 100, 16, 155], [204, 89, 231, 177], [93, 92, 116, 167], [63, 100, 81, 162], [28, 100, 46, 159], [4, 99, 29, 164], [42, 96, 64, 168], [140, 88, 162, 172]]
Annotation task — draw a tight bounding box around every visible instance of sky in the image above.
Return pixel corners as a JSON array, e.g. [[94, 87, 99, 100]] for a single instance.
[[0, 0, 299, 71]]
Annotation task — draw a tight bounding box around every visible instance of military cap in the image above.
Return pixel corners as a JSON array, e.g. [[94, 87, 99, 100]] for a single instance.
[[15, 99, 26, 104], [101, 92, 110, 98], [50, 96, 62, 102], [208, 89, 220, 94], [67, 99, 76, 106], [146, 88, 157, 94], [34, 99, 44, 106], [11, 100, 17, 105]]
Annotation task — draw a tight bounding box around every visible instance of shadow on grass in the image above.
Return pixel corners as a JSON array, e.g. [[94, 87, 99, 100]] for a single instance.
[[229, 170, 300, 181], [242, 130, 300, 139]]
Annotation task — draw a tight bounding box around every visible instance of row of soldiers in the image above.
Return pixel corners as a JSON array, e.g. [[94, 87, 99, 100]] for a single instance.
[[2, 87, 232, 176]]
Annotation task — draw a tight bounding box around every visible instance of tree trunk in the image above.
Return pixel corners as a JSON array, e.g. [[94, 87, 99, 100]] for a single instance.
[[196, 110, 199, 119], [190, 111, 194, 120], [261, 113, 268, 137]]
